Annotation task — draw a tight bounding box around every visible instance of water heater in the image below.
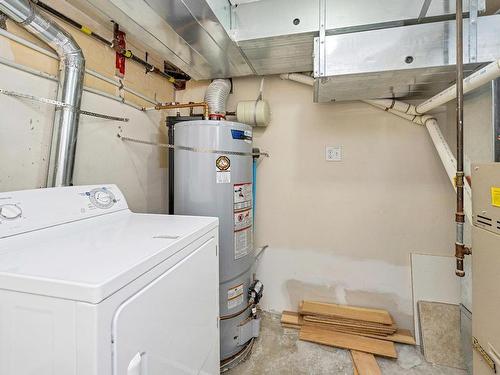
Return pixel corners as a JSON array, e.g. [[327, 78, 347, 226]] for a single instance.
[[173, 120, 261, 366]]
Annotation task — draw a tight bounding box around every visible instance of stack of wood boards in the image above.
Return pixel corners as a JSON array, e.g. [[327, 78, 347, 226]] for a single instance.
[[281, 301, 417, 374]]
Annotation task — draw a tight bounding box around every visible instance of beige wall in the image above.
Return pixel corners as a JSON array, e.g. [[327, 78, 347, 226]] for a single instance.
[[178, 76, 457, 329], [0, 0, 173, 212]]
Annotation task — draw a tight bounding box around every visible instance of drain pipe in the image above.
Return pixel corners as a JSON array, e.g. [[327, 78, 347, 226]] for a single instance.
[[364, 100, 473, 222], [454, 0, 471, 277], [0, 0, 85, 187]]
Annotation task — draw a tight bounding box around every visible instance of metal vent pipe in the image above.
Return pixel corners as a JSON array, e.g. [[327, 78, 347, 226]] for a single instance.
[[0, 0, 85, 186]]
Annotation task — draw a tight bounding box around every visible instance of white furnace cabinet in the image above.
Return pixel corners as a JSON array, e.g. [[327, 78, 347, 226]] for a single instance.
[[0, 185, 220, 375]]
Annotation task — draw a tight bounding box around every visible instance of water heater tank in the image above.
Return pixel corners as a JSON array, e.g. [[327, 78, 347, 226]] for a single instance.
[[173, 120, 258, 362]]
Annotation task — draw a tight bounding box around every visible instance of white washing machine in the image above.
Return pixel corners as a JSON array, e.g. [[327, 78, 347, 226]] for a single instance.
[[0, 185, 220, 375]]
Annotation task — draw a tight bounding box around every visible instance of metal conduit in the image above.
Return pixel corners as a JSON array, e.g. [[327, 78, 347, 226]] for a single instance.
[[454, 0, 471, 277], [0, 0, 85, 187]]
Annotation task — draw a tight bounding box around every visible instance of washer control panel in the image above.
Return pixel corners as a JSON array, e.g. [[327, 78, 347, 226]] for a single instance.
[[87, 187, 116, 209], [0, 204, 22, 221], [0, 185, 128, 238]]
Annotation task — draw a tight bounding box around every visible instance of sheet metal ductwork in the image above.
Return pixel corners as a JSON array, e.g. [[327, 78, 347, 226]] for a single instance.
[[66, 0, 500, 101], [0, 0, 85, 186]]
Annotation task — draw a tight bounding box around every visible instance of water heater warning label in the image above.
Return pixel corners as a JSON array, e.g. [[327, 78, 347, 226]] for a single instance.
[[234, 183, 252, 211], [216, 156, 231, 184], [234, 209, 252, 231], [227, 283, 244, 310], [234, 183, 253, 260], [234, 228, 252, 260]]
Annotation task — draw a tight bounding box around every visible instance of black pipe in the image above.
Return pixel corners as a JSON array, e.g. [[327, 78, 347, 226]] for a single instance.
[[129, 53, 190, 81], [34, 1, 190, 82], [35, 1, 112, 46]]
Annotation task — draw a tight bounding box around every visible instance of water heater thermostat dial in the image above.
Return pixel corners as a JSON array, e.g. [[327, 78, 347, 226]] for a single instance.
[[88, 188, 116, 209], [0, 204, 22, 220]]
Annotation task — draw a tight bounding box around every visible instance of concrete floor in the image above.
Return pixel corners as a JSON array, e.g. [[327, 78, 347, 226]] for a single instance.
[[226, 312, 468, 375]]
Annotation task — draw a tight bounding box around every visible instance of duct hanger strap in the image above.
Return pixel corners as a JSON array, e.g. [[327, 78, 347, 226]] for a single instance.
[[0, 88, 71, 108], [79, 110, 129, 122], [118, 134, 270, 157], [0, 88, 129, 122]]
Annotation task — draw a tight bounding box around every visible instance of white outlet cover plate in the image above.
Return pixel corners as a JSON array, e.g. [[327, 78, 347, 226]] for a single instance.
[[326, 146, 342, 161]]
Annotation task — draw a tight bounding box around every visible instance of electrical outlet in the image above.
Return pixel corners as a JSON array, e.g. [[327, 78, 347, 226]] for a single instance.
[[326, 146, 342, 161]]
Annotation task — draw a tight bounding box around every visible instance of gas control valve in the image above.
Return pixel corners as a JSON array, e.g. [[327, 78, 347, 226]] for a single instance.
[[248, 280, 263, 305]]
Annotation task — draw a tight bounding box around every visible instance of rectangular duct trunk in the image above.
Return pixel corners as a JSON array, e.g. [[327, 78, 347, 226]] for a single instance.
[[313, 15, 500, 102]]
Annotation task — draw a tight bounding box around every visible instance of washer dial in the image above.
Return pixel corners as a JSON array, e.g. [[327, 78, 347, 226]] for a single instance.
[[88, 188, 116, 209], [0, 204, 22, 220]]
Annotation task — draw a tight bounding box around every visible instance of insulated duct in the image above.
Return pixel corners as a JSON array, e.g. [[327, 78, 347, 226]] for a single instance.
[[0, 0, 85, 186], [205, 79, 231, 119]]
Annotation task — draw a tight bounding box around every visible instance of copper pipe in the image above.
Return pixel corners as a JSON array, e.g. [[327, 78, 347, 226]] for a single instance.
[[454, 0, 471, 277], [154, 102, 209, 120]]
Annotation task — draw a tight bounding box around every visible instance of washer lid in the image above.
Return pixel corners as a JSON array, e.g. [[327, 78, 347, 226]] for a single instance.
[[0, 211, 218, 303]]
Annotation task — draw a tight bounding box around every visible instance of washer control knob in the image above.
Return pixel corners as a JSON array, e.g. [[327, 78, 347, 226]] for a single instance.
[[0, 204, 22, 220], [88, 188, 116, 209]]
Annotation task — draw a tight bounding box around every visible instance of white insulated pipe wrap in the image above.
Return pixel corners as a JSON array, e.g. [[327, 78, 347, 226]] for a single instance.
[[279, 73, 314, 87], [205, 79, 231, 115]]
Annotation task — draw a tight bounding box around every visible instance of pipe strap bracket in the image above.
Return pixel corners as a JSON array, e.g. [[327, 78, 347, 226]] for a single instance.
[[118, 134, 270, 157], [0, 88, 129, 122]]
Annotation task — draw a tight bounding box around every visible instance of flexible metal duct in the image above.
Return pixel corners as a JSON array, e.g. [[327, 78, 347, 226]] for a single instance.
[[0, 0, 85, 186], [204, 79, 231, 118]]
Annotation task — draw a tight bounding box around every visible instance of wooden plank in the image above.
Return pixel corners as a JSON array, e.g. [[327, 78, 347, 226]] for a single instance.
[[350, 351, 359, 375], [302, 321, 391, 336], [316, 327, 416, 345], [305, 323, 416, 345], [303, 316, 396, 334], [282, 323, 301, 330], [303, 315, 396, 330], [363, 329, 416, 345], [351, 357, 359, 375], [350, 350, 382, 375], [300, 301, 393, 325], [281, 311, 302, 326], [299, 325, 398, 359]]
